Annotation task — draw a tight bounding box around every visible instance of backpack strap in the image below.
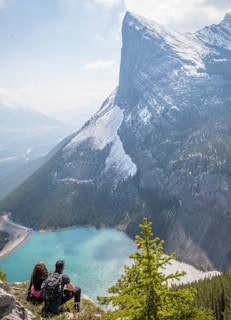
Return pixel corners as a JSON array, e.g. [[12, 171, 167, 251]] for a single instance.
[[57, 272, 64, 292]]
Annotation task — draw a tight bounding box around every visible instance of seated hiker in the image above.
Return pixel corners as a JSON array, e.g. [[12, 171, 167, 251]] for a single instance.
[[42, 259, 81, 314], [27, 261, 48, 301]]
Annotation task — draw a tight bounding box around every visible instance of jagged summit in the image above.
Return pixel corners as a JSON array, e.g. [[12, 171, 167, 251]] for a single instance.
[[118, 11, 210, 107], [122, 11, 206, 62], [194, 12, 231, 49], [123, 11, 172, 36], [221, 12, 231, 27], [1, 12, 231, 271]]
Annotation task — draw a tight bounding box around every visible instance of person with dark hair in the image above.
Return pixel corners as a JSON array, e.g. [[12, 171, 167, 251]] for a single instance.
[[27, 261, 48, 301], [44, 259, 81, 314]]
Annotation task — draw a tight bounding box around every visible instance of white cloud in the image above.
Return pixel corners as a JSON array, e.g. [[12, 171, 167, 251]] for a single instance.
[[0, 86, 36, 105], [93, 0, 123, 8], [124, 0, 231, 32], [85, 59, 116, 70]]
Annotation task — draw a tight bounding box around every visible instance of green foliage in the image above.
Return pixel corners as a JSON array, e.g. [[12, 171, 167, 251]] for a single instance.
[[0, 266, 7, 282], [97, 218, 213, 320], [175, 271, 231, 320]]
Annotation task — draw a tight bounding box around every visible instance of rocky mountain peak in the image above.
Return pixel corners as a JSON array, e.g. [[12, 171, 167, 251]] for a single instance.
[[194, 12, 231, 50], [222, 12, 231, 27], [118, 12, 208, 108], [1, 12, 231, 271]]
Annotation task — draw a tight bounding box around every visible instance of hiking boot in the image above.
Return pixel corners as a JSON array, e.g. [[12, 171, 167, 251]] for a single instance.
[[74, 302, 80, 312]]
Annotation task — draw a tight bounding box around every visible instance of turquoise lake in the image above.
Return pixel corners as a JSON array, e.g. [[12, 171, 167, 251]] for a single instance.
[[0, 227, 136, 303]]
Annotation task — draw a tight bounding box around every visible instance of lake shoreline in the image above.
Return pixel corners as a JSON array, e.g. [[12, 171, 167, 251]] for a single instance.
[[0, 215, 220, 300], [0, 214, 33, 261], [0, 216, 123, 261]]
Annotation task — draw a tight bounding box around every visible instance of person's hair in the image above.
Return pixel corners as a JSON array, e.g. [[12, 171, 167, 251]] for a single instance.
[[55, 259, 65, 273], [32, 261, 48, 285]]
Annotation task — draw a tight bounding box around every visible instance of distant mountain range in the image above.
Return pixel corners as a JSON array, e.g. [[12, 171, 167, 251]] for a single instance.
[[0, 103, 63, 128], [0, 103, 75, 200], [1, 11, 231, 271]]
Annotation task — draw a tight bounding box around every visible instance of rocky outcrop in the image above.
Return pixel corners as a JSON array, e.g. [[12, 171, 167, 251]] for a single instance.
[[0, 280, 103, 319], [0, 282, 34, 320]]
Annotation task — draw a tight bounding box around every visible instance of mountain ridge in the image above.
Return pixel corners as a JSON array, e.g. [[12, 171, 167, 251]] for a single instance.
[[0, 102, 76, 200], [1, 11, 231, 271], [0, 102, 66, 128]]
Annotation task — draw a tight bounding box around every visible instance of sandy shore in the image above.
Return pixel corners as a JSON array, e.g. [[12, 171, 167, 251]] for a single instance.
[[0, 214, 32, 261]]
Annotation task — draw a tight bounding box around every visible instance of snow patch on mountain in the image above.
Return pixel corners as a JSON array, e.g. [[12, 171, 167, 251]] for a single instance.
[[64, 92, 137, 178], [163, 258, 220, 287], [194, 13, 231, 50], [104, 134, 137, 178], [57, 177, 93, 185], [163, 32, 207, 75], [127, 12, 207, 75], [64, 93, 121, 151], [139, 107, 151, 124]]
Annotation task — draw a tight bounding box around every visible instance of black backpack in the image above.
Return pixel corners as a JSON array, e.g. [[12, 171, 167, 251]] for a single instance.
[[41, 271, 63, 302]]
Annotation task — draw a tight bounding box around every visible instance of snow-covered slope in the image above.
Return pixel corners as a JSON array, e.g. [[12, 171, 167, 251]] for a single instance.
[[64, 91, 137, 180], [194, 12, 231, 49], [164, 259, 220, 287]]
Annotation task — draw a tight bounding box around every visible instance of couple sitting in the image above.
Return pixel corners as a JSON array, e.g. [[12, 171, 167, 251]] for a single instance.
[[28, 259, 81, 314]]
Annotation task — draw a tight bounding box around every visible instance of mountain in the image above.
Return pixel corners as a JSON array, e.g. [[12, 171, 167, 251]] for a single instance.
[[1, 12, 231, 271], [0, 103, 75, 200], [0, 103, 64, 128]]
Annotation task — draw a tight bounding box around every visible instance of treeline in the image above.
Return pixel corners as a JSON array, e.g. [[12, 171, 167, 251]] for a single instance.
[[172, 271, 231, 320], [0, 230, 9, 251], [0, 164, 177, 243]]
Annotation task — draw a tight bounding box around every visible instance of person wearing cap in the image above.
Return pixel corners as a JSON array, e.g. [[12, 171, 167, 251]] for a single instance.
[[47, 259, 81, 313]]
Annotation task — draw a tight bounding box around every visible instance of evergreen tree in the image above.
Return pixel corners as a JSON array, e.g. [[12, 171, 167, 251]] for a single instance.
[[98, 218, 213, 320], [0, 267, 7, 282]]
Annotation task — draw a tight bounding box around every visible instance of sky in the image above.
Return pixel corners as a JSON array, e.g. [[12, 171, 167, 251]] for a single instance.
[[0, 0, 230, 129]]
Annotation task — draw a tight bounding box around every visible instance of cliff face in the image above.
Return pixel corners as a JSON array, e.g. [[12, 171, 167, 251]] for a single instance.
[[115, 12, 231, 271], [2, 12, 231, 271]]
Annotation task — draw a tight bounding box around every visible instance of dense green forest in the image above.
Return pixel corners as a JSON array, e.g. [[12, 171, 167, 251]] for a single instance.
[[0, 164, 178, 243], [173, 272, 231, 320]]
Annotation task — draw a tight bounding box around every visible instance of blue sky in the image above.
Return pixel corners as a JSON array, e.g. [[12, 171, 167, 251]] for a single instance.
[[0, 0, 230, 128]]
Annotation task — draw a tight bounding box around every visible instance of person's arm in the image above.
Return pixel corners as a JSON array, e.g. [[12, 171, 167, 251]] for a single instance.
[[66, 282, 75, 291], [62, 274, 74, 291]]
